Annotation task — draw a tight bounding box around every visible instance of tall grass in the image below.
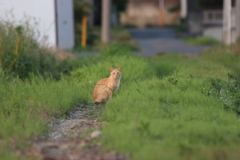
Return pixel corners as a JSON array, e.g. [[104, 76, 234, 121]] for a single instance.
[[69, 46, 155, 85], [67, 47, 240, 159], [97, 50, 240, 160], [0, 19, 87, 159], [101, 76, 240, 160], [0, 74, 90, 159], [0, 20, 69, 79], [1, 18, 240, 160]]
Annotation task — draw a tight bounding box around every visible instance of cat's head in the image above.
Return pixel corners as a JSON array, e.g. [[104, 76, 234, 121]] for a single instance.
[[110, 67, 122, 79]]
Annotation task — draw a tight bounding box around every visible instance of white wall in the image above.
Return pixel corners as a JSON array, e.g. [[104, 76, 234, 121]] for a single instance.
[[0, 0, 75, 49], [56, 0, 75, 50], [0, 0, 56, 47]]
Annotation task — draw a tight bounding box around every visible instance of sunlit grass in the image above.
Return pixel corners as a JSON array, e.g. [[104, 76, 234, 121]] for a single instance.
[[1, 34, 240, 160], [0, 75, 90, 159], [101, 76, 240, 159], [98, 50, 240, 160]]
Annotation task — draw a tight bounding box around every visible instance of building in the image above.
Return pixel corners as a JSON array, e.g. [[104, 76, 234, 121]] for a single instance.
[[120, 0, 181, 28], [0, 0, 75, 50]]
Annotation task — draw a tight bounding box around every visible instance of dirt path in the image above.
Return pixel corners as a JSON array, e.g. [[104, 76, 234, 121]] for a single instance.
[[20, 103, 128, 160]]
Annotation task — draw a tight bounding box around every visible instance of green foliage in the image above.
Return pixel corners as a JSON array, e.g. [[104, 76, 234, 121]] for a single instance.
[[0, 20, 68, 79], [73, 0, 94, 23], [70, 45, 154, 85], [182, 36, 220, 46], [101, 75, 240, 160], [1, 28, 240, 160], [99, 51, 240, 160], [0, 75, 88, 159], [203, 74, 240, 115]]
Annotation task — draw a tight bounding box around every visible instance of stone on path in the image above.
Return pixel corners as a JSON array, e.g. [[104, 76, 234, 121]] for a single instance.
[[91, 130, 102, 139]]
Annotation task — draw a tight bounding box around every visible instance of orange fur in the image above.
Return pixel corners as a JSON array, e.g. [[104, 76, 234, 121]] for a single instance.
[[93, 67, 122, 104]]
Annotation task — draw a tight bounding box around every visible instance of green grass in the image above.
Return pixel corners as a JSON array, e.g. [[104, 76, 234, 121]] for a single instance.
[[0, 74, 91, 159], [102, 76, 240, 159], [66, 46, 240, 159], [97, 48, 240, 160], [0, 19, 70, 79], [0, 46, 152, 159], [1, 20, 240, 160], [182, 36, 221, 46]]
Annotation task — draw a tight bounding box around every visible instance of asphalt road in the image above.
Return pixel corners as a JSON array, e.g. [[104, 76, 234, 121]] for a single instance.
[[130, 28, 208, 57]]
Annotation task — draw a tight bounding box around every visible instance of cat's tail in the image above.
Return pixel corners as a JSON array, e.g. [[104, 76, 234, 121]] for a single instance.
[[94, 94, 109, 104], [93, 90, 109, 104], [94, 98, 107, 104]]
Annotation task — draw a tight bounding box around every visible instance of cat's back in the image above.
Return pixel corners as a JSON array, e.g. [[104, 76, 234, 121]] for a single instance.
[[95, 78, 109, 85], [93, 78, 109, 91]]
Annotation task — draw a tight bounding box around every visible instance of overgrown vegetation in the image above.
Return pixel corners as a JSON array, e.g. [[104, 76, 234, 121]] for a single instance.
[[1, 19, 240, 160], [100, 49, 240, 160], [0, 20, 70, 79]]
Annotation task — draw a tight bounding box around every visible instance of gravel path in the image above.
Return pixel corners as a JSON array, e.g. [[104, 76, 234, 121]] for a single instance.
[[20, 103, 128, 160]]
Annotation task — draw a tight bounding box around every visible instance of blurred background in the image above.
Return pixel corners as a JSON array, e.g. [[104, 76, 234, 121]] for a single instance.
[[73, 0, 239, 55], [1, 0, 239, 82], [0, 0, 238, 52]]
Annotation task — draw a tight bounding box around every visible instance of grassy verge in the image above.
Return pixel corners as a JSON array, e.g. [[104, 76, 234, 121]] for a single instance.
[[66, 46, 240, 159], [97, 48, 240, 160], [0, 19, 90, 159], [181, 36, 220, 46], [2, 44, 240, 160]]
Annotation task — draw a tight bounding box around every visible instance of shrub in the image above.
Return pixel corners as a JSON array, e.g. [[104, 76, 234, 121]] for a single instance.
[[0, 20, 69, 79]]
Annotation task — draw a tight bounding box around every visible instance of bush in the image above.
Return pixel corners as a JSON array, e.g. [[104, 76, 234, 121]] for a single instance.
[[0, 20, 69, 79]]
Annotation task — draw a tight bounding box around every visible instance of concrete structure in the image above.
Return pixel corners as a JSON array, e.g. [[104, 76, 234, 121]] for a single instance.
[[120, 0, 181, 28], [0, 0, 74, 50], [186, 0, 239, 43], [101, 0, 111, 43]]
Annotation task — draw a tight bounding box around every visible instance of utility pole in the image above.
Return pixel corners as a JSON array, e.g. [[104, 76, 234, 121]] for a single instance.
[[236, 0, 240, 40], [223, 0, 232, 45], [81, 7, 88, 47], [180, 0, 187, 19], [159, 0, 165, 27], [101, 0, 111, 43]]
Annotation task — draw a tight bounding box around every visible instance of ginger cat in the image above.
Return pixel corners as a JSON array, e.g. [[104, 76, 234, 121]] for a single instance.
[[93, 67, 122, 104]]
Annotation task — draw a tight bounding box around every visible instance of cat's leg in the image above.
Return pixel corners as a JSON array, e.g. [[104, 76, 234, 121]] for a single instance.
[[107, 89, 113, 99]]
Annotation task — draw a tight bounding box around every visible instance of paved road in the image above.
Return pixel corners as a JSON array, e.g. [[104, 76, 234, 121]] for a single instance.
[[130, 28, 208, 57]]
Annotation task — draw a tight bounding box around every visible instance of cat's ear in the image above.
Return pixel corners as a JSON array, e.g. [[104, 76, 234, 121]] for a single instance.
[[118, 66, 122, 71], [110, 67, 114, 72]]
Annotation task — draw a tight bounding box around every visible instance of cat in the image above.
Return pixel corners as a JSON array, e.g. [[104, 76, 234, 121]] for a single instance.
[[93, 67, 122, 104]]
